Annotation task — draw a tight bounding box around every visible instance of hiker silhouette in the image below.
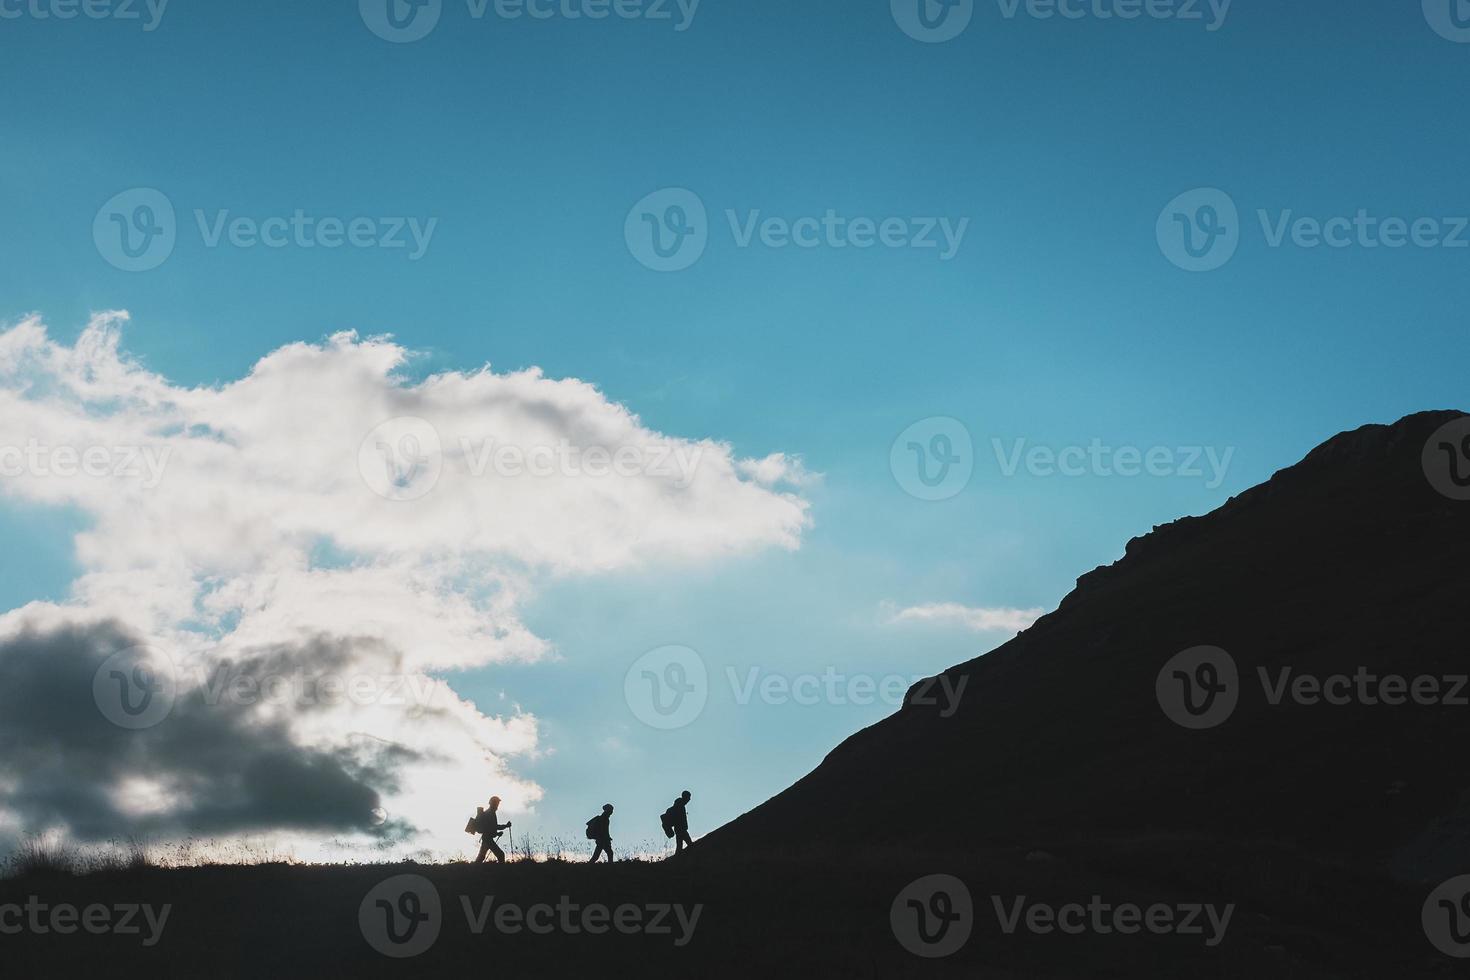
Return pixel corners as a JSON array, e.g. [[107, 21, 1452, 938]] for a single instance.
[[586, 803, 614, 863], [471, 795, 511, 864], [666, 790, 694, 853]]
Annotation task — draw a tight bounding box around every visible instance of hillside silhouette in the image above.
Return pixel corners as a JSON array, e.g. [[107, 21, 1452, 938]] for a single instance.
[[5, 410, 1468, 978], [703, 410, 1470, 870]]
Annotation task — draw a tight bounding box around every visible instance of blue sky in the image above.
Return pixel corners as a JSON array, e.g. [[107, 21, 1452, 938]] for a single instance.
[[1, 0, 1468, 853]]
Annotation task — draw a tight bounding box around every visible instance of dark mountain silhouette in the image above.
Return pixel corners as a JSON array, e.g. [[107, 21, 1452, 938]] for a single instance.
[[701, 408, 1470, 889]]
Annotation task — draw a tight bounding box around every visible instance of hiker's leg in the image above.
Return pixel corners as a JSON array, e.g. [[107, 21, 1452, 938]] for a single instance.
[[489, 839, 505, 863], [474, 840, 488, 864]]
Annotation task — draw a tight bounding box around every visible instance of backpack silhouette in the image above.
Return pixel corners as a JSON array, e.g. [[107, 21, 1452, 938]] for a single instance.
[[586, 813, 609, 840], [585, 805, 613, 842], [466, 809, 500, 837], [660, 806, 677, 839]]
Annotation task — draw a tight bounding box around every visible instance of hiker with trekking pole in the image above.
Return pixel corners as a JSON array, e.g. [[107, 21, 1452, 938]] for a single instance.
[[467, 795, 512, 864]]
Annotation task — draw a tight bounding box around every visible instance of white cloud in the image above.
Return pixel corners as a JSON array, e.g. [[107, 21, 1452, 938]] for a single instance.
[[882, 601, 1044, 634], [737, 452, 820, 488], [0, 312, 813, 858]]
